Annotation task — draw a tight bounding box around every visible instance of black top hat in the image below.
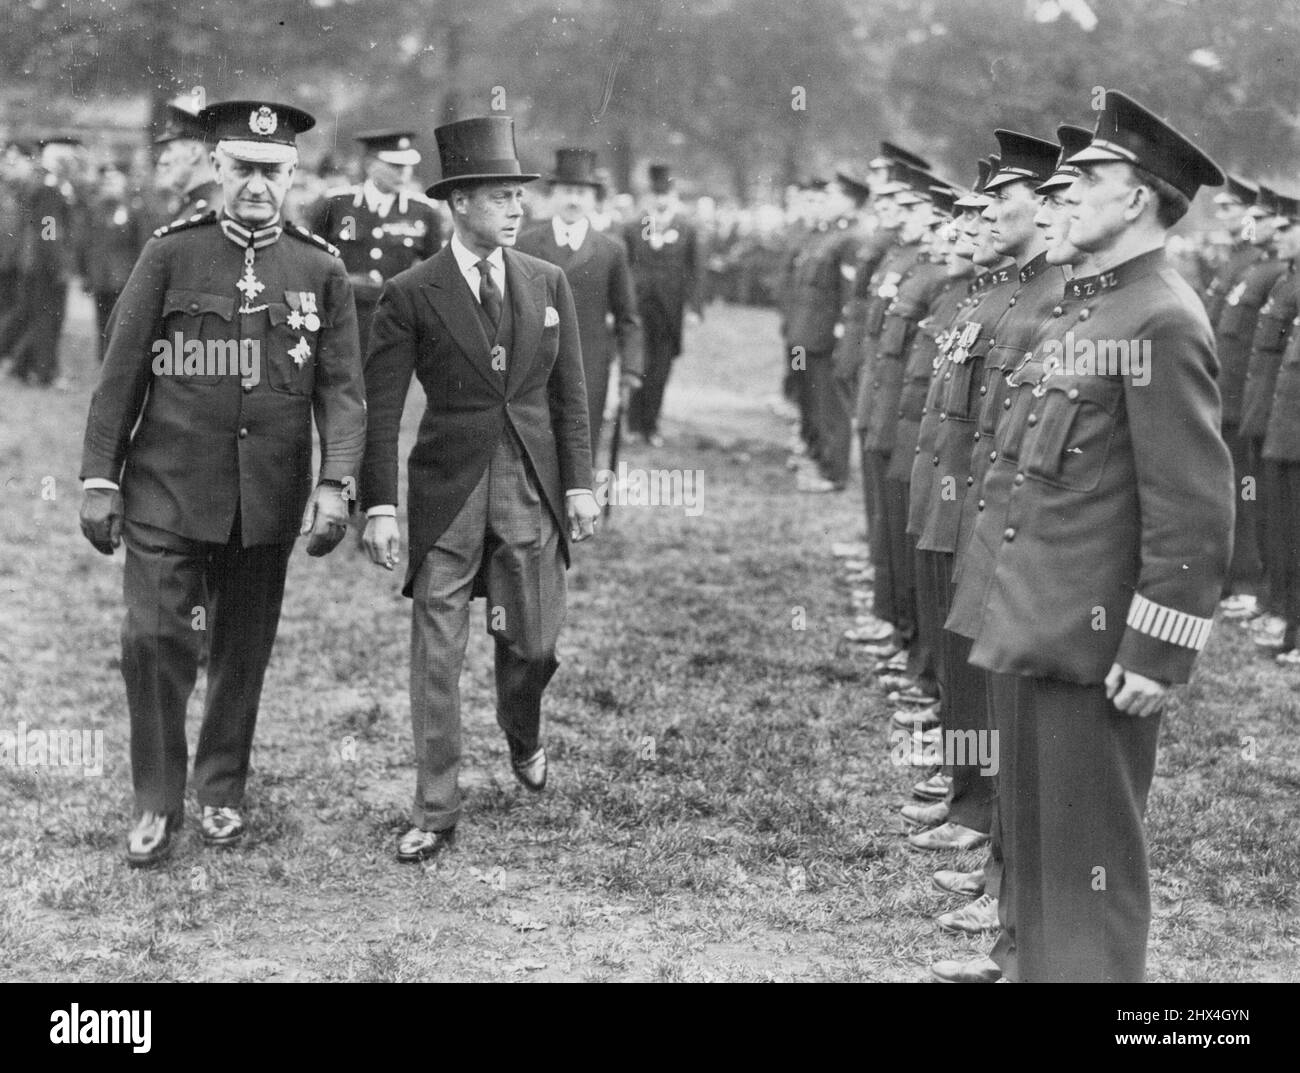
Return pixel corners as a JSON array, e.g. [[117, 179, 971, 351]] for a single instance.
[[548, 148, 602, 190], [199, 100, 315, 164], [355, 129, 421, 166], [1252, 183, 1279, 218], [1215, 173, 1257, 207], [1267, 189, 1300, 223], [155, 103, 207, 146], [984, 130, 1060, 191], [1036, 124, 1093, 194], [427, 116, 539, 200], [648, 163, 674, 194], [1067, 89, 1223, 200]]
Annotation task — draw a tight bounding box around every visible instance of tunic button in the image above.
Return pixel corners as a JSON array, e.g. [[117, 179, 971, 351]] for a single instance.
[[1008, 297, 1017, 306], [238, 427, 248, 439], [944, 372, 952, 381], [188, 301, 200, 313], [1052, 305, 1064, 316], [372, 227, 384, 239], [1078, 308, 1090, 321], [973, 431, 981, 441], [1067, 388, 1080, 400], [921, 408, 927, 415], [243, 383, 253, 394], [1014, 473, 1025, 485], [1003, 527, 1016, 541], [939, 413, 946, 422], [966, 475, 974, 486], [1003, 398, 1012, 409], [404, 238, 414, 247], [987, 338, 995, 347], [915, 447, 921, 455], [989, 450, 998, 461], [1027, 413, 1038, 426], [978, 498, 986, 510], [370, 248, 383, 259], [979, 385, 987, 396], [932, 455, 940, 465]]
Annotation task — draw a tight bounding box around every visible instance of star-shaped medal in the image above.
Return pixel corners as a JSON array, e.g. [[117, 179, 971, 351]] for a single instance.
[[289, 337, 311, 368]]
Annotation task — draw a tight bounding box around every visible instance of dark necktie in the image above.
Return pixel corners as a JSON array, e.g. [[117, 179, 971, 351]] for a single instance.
[[475, 259, 502, 328]]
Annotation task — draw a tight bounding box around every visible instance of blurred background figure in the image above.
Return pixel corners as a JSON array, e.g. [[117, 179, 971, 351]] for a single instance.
[[152, 100, 220, 225], [78, 160, 150, 361]]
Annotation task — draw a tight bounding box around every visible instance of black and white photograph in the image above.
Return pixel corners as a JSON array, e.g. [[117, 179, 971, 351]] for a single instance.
[[1, 0, 1296, 1018]]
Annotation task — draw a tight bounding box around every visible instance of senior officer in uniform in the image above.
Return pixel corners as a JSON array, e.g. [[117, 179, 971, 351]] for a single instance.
[[945, 90, 1233, 983], [516, 147, 643, 459], [309, 130, 443, 355], [79, 99, 366, 866], [360, 117, 598, 864], [154, 101, 221, 224]]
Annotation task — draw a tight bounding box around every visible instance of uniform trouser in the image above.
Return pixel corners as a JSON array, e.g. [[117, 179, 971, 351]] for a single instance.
[[628, 327, 676, 437], [1258, 451, 1288, 618], [0, 268, 22, 348], [916, 549, 993, 834], [355, 295, 377, 363], [865, 450, 916, 638], [408, 432, 566, 831], [818, 361, 855, 486], [988, 672, 1160, 983], [1274, 460, 1300, 644], [9, 272, 67, 384], [1224, 424, 1263, 596], [121, 514, 293, 817], [93, 291, 121, 362], [859, 436, 883, 563], [804, 350, 840, 479]]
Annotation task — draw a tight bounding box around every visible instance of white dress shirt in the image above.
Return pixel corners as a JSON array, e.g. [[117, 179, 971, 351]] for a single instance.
[[551, 215, 589, 251]]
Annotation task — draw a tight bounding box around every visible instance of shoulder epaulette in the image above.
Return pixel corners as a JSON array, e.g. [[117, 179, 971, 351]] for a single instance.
[[286, 222, 341, 257], [152, 210, 217, 239]]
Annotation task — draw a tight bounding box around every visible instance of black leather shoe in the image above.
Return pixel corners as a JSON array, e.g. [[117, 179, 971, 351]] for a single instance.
[[397, 826, 456, 863], [200, 806, 245, 847], [125, 811, 180, 868], [511, 746, 548, 792]]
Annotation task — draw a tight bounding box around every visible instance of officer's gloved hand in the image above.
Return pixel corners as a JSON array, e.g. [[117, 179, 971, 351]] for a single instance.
[[301, 482, 350, 557], [79, 487, 124, 555]]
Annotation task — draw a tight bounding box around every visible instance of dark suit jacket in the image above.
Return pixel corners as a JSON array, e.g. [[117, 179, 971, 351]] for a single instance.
[[360, 244, 593, 596], [622, 211, 701, 353]]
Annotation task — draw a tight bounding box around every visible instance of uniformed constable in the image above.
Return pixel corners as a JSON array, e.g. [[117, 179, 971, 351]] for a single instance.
[[785, 169, 870, 492], [945, 90, 1232, 983], [154, 101, 222, 223], [1258, 192, 1300, 662], [1213, 184, 1287, 620], [308, 129, 442, 356], [78, 99, 367, 866]]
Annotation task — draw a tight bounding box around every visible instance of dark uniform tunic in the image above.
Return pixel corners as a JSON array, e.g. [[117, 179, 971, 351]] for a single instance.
[[309, 183, 442, 355], [81, 211, 366, 817], [948, 248, 1233, 982], [1260, 272, 1300, 643]]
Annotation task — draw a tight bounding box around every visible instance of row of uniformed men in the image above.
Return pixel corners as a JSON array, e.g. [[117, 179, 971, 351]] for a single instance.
[[786, 90, 1247, 982]]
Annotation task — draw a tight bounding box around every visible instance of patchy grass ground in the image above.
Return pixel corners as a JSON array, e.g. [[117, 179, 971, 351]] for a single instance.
[[1, 294, 1297, 982]]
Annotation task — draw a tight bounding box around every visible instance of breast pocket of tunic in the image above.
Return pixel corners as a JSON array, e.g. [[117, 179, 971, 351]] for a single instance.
[[266, 302, 327, 395], [160, 289, 236, 385], [1023, 375, 1123, 492]]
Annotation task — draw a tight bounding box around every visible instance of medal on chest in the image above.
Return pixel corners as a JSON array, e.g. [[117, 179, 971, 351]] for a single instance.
[[236, 247, 268, 314]]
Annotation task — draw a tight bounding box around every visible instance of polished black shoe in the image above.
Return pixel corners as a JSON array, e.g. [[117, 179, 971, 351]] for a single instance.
[[397, 825, 456, 863], [511, 746, 548, 792], [200, 806, 245, 847], [125, 811, 180, 868]]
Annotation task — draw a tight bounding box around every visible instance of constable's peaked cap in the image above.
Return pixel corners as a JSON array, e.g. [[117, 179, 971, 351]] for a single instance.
[[930, 185, 959, 217], [984, 130, 1060, 191], [872, 161, 912, 197], [869, 141, 932, 172], [834, 168, 873, 200], [355, 129, 421, 166], [954, 157, 996, 209], [200, 100, 315, 165], [1067, 89, 1224, 200], [1214, 173, 1257, 207], [155, 102, 208, 145], [893, 164, 940, 206], [1035, 124, 1093, 194], [428, 116, 540, 200]]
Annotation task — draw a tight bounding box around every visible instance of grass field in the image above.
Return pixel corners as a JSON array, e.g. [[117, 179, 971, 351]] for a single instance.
[[1, 294, 1297, 982]]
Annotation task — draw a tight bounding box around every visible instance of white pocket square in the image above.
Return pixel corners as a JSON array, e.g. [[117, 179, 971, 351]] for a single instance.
[[544, 305, 560, 327]]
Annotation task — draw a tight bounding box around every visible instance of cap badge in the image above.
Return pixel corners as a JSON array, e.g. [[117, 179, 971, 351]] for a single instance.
[[249, 106, 279, 136]]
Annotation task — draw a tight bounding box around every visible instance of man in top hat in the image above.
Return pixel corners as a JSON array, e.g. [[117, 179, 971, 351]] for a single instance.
[[360, 116, 597, 863], [78, 98, 367, 866], [154, 100, 221, 224], [516, 147, 643, 459], [623, 163, 702, 446], [308, 129, 442, 355], [946, 90, 1233, 982]]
